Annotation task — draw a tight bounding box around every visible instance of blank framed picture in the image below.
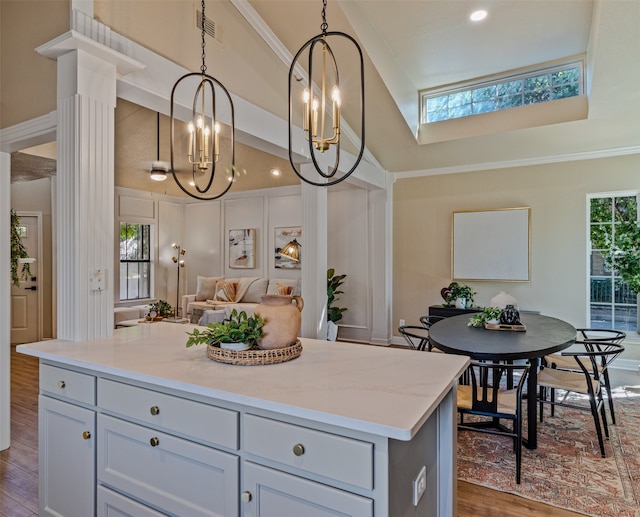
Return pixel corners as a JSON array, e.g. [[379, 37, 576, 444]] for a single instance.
[[452, 207, 530, 282]]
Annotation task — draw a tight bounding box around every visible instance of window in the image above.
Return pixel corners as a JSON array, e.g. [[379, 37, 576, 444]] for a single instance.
[[589, 195, 638, 331], [422, 62, 583, 123], [119, 222, 151, 301]]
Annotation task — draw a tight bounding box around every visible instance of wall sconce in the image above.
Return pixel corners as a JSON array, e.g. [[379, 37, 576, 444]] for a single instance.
[[279, 239, 301, 262]]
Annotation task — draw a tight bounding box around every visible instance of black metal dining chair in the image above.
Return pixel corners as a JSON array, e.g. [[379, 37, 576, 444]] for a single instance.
[[543, 328, 625, 424], [457, 361, 530, 484], [538, 341, 624, 457], [398, 325, 433, 351]]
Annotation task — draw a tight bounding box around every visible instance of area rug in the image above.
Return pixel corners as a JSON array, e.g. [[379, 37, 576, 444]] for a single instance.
[[457, 387, 640, 516]]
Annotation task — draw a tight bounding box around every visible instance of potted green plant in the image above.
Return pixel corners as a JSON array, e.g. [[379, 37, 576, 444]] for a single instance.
[[10, 210, 32, 287], [443, 282, 476, 308], [468, 306, 503, 328], [327, 268, 347, 340], [186, 309, 264, 350], [148, 300, 173, 319]]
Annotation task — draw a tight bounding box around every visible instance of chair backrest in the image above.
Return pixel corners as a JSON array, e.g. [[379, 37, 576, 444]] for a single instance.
[[465, 361, 529, 415], [420, 315, 446, 329], [576, 328, 626, 345], [398, 325, 431, 351], [561, 342, 625, 383]]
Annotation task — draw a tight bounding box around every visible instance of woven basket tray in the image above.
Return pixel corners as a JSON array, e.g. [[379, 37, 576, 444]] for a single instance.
[[207, 340, 302, 366]]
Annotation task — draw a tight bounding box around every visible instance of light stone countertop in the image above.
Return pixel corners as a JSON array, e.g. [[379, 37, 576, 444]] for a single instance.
[[17, 322, 469, 441]]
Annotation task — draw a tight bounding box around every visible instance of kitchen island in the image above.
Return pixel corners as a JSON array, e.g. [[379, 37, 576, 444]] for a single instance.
[[18, 322, 468, 517]]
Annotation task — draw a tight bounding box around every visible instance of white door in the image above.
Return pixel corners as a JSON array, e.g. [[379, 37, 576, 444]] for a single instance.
[[10, 213, 40, 344]]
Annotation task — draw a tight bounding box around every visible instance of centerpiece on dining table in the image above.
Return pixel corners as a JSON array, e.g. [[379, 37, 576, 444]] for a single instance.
[[185, 306, 303, 365], [468, 304, 526, 331]]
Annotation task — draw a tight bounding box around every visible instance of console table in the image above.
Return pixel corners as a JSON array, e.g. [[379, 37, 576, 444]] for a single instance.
[[429, 305, 481, 318]]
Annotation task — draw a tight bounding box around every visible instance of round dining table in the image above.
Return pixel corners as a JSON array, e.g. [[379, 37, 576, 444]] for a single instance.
[[429, 312, 576, 449]]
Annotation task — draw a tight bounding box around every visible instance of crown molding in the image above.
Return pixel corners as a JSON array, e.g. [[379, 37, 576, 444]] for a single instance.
[[394, 145, 640, 180]]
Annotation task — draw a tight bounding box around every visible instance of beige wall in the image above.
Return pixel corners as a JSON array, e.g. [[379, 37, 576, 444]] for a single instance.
[[0, 0, 68, 129], [393, 154, 640, 358]]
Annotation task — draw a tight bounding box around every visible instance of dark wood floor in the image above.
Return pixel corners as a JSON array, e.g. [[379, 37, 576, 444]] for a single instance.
[[0, 346, 586, 517]]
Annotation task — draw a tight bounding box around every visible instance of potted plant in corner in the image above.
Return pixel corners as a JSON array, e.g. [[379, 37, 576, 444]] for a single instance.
[[185, 309, 264, 351], [327, 268, 347, 341]]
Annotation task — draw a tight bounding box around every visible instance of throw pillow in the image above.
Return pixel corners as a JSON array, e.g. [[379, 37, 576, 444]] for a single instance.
[[240, 277, 269, 303], [267, 278, 300, 296], [214, 281, 239, 302], [195, 276, 222, 301], [275, 283, 294, 295]]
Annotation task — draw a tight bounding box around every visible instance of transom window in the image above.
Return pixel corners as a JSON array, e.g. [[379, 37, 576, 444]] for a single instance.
[[119, 222, 151, 301], [589, 195, 638, 332], [422, 62, 583, 124]]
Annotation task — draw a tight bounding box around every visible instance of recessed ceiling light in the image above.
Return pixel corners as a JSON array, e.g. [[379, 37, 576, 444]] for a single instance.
[[271, 168, 281, 177], [470, 10, 488, 22]]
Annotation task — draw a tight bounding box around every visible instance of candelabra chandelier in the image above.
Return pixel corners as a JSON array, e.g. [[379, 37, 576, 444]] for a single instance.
[[170, 0, 236, 200], [288, 0, 365, 187]]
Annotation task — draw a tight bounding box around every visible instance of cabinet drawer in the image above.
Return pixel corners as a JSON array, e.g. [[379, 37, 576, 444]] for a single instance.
[[98, 378, 239, 450], [244, 414, 374, 490], [97, 486, 167, 517], [243, 461, 373, 517], [97, 414, 239, 517], [40, 363, 96, 405]]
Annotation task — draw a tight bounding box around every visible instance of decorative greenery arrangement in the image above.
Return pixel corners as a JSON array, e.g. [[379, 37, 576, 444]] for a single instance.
[[186, 309, 264, 349], [10, 210, 32, 287], [443, 282, 476, 307], [468, 306, 503, 328], [327, 268, 348, 323], [148, 300, 173, 318]]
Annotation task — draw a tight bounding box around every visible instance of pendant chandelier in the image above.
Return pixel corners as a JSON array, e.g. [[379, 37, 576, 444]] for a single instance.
[[288, 0, 365, 187], [170, 0, 235, 200], [149, 112, 168, 182]]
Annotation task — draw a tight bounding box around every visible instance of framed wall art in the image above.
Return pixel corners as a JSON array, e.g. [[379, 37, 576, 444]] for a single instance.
[[275, 226, 302, 269], [229, 228, 256, 269], [452, 207, 530, 282]]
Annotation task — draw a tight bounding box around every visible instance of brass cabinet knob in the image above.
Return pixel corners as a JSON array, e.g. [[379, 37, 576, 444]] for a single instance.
[[293, 443, 305, 456], [150, 406, 160, 416], [57, 380, 66, 389], [82, 431, 91, 440], [241, 491, 252, 503], [149, 437, 160, 447]]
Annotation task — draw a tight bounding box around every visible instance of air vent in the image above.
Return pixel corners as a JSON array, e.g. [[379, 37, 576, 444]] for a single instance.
[[197, 9, 219, 42]]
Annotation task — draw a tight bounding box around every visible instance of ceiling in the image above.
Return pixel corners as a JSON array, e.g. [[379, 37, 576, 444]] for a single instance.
[[11, 0, 639, 187]]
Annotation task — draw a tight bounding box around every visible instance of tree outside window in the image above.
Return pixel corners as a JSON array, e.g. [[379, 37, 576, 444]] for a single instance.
[[589, 195, 638, 331], [120, 222, 151, 301]]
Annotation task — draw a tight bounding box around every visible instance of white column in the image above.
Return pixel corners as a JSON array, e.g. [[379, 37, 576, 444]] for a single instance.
[[0, 152, 11, 450], [369, 187, 392, 345], [300, 175, 328, 339], [38, 33, 143, 340]]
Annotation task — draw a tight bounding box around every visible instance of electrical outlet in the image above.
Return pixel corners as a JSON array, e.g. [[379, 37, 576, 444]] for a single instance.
[[399, 319, 406, 327], [413, 465, 427, 506]]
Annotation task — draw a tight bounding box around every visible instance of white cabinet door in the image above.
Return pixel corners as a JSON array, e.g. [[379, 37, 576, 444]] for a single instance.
[[98, 414, 239, 517], [242, 462, 373, 517], [97, 485, 168, 517], [39, 395, 96, 517]]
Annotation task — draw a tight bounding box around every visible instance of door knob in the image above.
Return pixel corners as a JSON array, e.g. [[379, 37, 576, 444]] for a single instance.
[[241, 491, 252, 503], [25, 286, 37, 291], [82, 431, 91, 440], [57, 381, 66, 389], [293, 443, 305, 456], [150, 406, 160, 415], [149, 437, 160, 447]]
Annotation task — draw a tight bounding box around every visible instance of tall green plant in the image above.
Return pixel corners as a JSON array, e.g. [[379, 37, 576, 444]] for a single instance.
[[327, 268, 347, 323], [10, 210, 31, 287]]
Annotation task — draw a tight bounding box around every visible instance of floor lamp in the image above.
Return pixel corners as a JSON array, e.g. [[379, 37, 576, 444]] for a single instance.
[[166, 243, 186, 322]]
